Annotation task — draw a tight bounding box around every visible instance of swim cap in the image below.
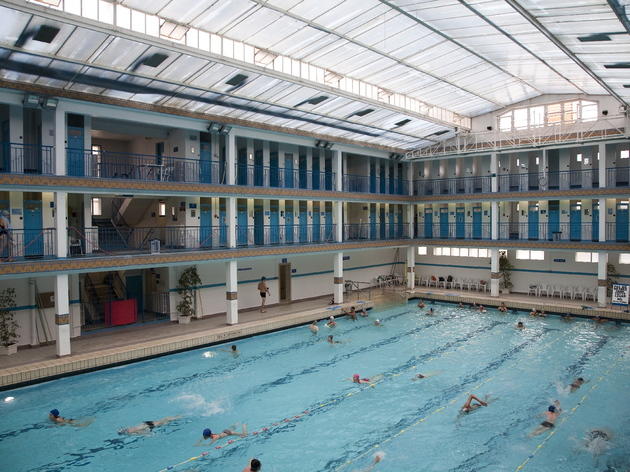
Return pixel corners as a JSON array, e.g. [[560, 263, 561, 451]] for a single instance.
[[203, 428, 212, 438], [50, 409, 59, 418], [376, 319, 380, 323], [548, 406, 556, 413], [353, 374, 360, 380], [329, 316, 334, 320]]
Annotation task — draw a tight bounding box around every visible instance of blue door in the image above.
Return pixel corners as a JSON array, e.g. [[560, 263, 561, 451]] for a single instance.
[[200, 141, 212, 184], [285, 201, 294, 243], [312, 153, 320, 190], [126, 274, 143, 318], [397, 206, 404, 238], [528, 204, 539, 240], [299, 152, 308, 189], [548, 201, 560, 240], [254, 201, 264, 245], [440, 207, 449, 238], [456, 207, 465, 238], [389, 166, 395, 194], [254, 149, 264, 186], [324, 202, 333, 240], [370, 163, 376, 193], [0, 120, 9, 172], [67, 126, 84, 176], [219, 199, 227, 246], [237, 200, 248, 246], [424, 208, 433, 238], [270, 200, 280, 244], [380, 207, 386, 239], [389, 208, 395, 238], [24, 199, 43, 257], [270, 150, 279, 187], [570, 203, 582, 241], [237, 145, 248, 185], [284, 153, 294, 188], [592, 202, 599, 241], [473, 206, 482, 239], [299, 201, 308, 242], [380, 165, 386, 193], [312, 202, 321, 242], [617, 201, 629, 242], [200, 202, 212, 247], [370, 204, 377, 240], [324, 156, 333, 190]]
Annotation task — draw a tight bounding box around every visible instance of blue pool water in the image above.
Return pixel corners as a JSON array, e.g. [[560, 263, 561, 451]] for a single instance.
[[1, 302, 629, 472]]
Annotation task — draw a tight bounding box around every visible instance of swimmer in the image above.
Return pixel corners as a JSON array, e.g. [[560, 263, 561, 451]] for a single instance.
[[592, 316, 607, 325], [530, 308, 538, 317], [417, 299, 426, 309], [538, 310, 547, 318], [561, 313, 572, 322], [355, 451, 384, 472], [197, 424, 248, 445], [426, 308, 434, 316], [516, 321, 524, 329], [478, 304, 487, 313], [498, 302, 508, 313], [119, 416, 181, 435], [460, 394, 487, 414], [345, 306, 357, 321], [358, 308, 368, 317], [584, 429, 612, 456], [458, 302, 465, 308], [242, 458, 262, 472], [326, 316, 336, 328], [327, 335, 341, 344], [530, 402, 561, 436], [373, 319, 383, 326], [570, 377, 585, 392], [413, 373, 426, 380], [352, 374, 371, 384], [48, 409, 93, 427], [309, 321, 319, 334]]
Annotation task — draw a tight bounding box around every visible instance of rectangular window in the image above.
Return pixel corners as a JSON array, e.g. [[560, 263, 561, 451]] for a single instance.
[[469, 248, 478, 258], [91, 197, 101, 216], [619, 253, 630, 264], [620, 150, 629, 159], [575, 252, 592, 263], [459, 248, 469, 257], [451, 247, 460, 257], [478, 248, 489, 258], [499, 113, 512, 132], [530, 250, 545, 261], [158, 201, 166, 217], [442, 247, 451, 256], [563, 101, 578, 123], [417, 246, 427, 255], [514, 108, 528, 130], [516, 250, 529, 260], [529, 106, 544, 128], [433, 247, 442, 256], [547, 103, 562, 125], [581, 101, 598, 121]]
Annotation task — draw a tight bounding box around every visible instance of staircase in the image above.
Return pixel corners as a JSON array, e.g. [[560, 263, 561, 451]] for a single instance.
[[82, 273, 127, 326]]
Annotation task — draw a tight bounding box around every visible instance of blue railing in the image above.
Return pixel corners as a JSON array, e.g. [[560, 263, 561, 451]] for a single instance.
[[0, 228, 56, 259], [235, 224, 336, 246], [235, 164, 335, 190], [343, 223, 410, 241], [607, 166, 630, 187], [0, 142, 55, 175], [414, 175, 491, 196], [343, 174, 409, 195]]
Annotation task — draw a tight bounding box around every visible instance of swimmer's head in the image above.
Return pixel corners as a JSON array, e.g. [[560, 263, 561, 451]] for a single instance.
[[548, 405, 556, 413], [202, 428, 212, 439], [329, 316, 334, 321], [351, 306, 355, 310], [231, 345, 237, 351], [250, 458, 261, 471], [577, 377, 584, 382], [117, 428, 128, 435], [50, 409, 60, 418], [352, 374, 360, 381], [328, 335, 333, 341]]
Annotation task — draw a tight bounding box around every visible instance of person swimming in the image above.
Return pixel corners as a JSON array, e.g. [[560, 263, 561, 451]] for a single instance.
[[352, 374, 371, 384], [530, 402, 561, 436], [426, 308, 434, 316], [309, 321, 319, 334], [326, 316, 336, 328], [48, 409, 93, 427], [358, 308, 368, 317], [460, 394, 487, 414], [516, 321, 524, 329], [498, 302, 508, 313], [417, 299, 425, 309], [346, 307, 357, 321], [119, 416, 180, 435], [327, 335, 341, 344], [570, 377, 585, 392], [373, 319, 383, 326], [583, 429, 612, 457], [197, 424, 248, 445]]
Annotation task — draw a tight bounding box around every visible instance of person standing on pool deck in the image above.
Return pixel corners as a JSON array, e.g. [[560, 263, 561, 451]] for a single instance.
[[119, 416, 181, 435], [530, 402, 561, 436], [258, 277, 270, 312], [242, 458, 261, 472]]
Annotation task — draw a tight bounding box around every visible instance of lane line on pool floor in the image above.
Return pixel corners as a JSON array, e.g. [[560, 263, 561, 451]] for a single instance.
[[513, 354, 625, 472]]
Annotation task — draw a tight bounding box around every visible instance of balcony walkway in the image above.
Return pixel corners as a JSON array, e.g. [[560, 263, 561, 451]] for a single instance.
[[0, 294, 376, 389]]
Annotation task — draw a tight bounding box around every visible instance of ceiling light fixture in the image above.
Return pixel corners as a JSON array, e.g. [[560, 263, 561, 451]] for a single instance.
[[23, 94, 40, 108], [42, 97, 58, 109], [207, 122, 222, 133]]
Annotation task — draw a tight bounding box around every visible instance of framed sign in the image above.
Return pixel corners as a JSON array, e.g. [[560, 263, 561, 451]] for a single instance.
[[611, 283, 629, 306]]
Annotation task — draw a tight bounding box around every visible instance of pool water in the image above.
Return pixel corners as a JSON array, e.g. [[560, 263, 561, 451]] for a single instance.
[[1, 302, 629, 472]]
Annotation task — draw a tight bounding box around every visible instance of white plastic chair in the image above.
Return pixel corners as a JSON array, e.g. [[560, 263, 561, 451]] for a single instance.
[[429, 276, 438, 288], [584, 288, 596, 301], [551, 286, 562, 298], [528, 285, 537, 296], [454, 279, 463, 290], [419, 276, 428, 287], [572, 286, 583, 300], [469, 280, 479, 291], [539, 285, 549, 297], [479, 281, 488, 293], [562, 286, 572, 299]]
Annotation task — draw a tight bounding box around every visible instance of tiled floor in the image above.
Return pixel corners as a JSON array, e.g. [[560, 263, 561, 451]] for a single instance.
[[0, 293, 398, 388]]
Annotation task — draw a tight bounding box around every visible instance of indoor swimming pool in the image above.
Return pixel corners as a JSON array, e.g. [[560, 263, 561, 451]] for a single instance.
[[1, 301, 629, 472]]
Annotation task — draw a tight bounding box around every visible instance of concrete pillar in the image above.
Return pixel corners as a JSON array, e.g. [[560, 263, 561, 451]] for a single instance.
[[262, 140, 270, 187], [333, 149, 342, 191], [333, 252, 343, 304], [598, 142, 606, 188], [407, 162, 414, 196], [54, 274, 71, 357], [82, 194, 93, 253], [490, 152, 498, 192], [491, 201, 499, 240], [226, 131, 236, 185], [597, 252, 608, 307], [406, 245, 415, 289], [54, 107, 65, 176], [599, 198, 606, 242], [406, 204, 414, 239], [55, 191, 67, 258], [226, 259, 238, 324], [490, 248, 500, 297], [334, 200, 343, 242], [227, 197, 236, 248], [28, 279, 38, 346]]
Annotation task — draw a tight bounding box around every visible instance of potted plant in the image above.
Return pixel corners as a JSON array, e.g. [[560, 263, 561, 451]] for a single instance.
[[499, 254, 514, 294], [176, 266, 201, 324], [607, 263, 619, 297], [0, 288, 18, 355]]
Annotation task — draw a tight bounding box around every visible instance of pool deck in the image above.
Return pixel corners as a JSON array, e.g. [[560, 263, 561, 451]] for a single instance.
[[0, 297, 375, 390], [407, 287, 630, 321]]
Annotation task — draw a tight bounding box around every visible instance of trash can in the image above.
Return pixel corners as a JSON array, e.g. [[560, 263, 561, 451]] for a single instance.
[[150, 239, 160, 254]]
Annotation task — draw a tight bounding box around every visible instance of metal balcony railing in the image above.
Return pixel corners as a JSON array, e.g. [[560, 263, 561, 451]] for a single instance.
[[235, 164, 335, 190], [606, 166, 630, 188], [0, 142, 55, 175], [0, 228, 56, 259], [414, 175, 491, 196], [343, 174, 409, 195], [343, 223, 410, 241], [235, 224, 336, 246], [416, 222, 492, 240]]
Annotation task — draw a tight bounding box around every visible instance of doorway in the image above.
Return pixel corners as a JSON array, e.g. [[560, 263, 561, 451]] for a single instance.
[[279, 263, 291, 302]]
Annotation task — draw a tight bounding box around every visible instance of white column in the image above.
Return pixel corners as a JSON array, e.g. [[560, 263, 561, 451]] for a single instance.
[[333, 149, 342, 191], [490, 248, 500, 297], [490, 152, 498, 192], [28, 279, 38, 346], [599, 198, 606, 242], [598, 142, 606, 188], [226, 131, 236, 185], [54, 107, 65, 176], [407, 162, 414, 196], [334, 200, 343, 242], [55, 191, 67, 258], [54, 273, 71, 357], [227, 197, 236, 248], [406, 245, 416, 289], [226, 259, 238, 324], [83, 194, 93, 253], [406, 204, 414, 239], [491, 201, 498, 240], [333, 252, 343, 304], [597, 252, 608, 307]]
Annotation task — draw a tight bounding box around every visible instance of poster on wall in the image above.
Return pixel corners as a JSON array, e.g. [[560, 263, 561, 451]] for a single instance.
[[611, 283, 629, 306]]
